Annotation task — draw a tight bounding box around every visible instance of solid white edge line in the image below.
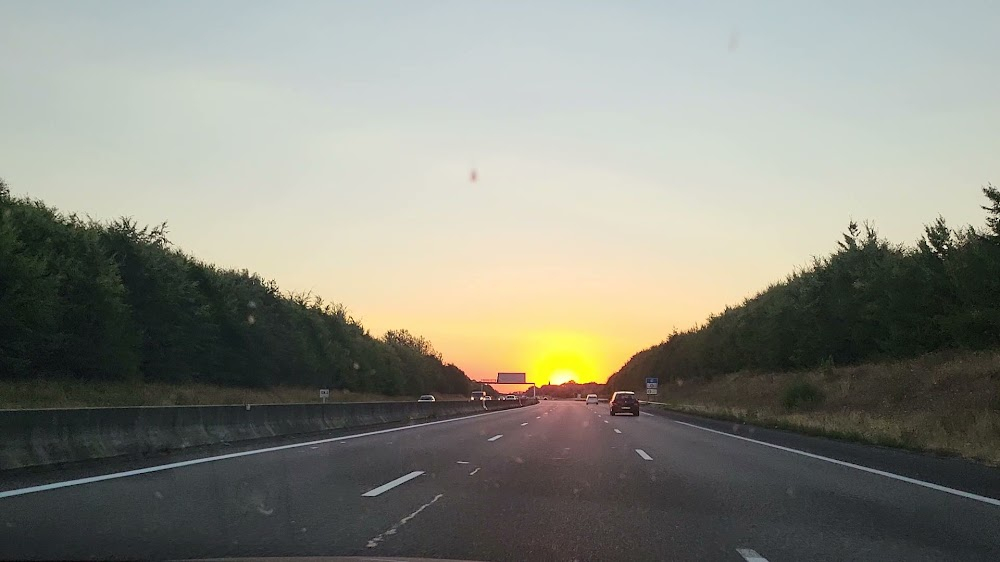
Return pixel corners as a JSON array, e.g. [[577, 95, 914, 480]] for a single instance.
[[736, 548, 769, 562], [488, 434, 504, 442], [672, 420, 1000, 507], [0, 406, 526, 500], [640, 412, 653, 416], [635, 449, 653, 461], [361, 470, 424, 497]]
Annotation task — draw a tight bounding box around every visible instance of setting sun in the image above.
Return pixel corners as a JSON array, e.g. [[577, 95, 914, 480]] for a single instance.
[[549, 370, 577, 386], [522, 330, 606, 386]]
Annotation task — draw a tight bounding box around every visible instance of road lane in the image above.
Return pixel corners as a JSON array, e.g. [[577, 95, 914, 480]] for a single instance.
[[0, 400, 998, 561], [0, 403, 542, 560], [607, 402, 1000, 561]]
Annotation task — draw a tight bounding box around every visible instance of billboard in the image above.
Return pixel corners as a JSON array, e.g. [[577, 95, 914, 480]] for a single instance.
[[496, 372, 527, 384]]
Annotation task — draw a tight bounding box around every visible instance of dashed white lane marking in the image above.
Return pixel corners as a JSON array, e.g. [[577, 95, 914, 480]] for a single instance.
[[614, 429, 622, 434], [603, 420, 609, 424], [488, 434, 504, 442], [521, 422, 528, 426], [0, 406, 524, 500], [672, 420, 1000, 507], [736, 548, 769, 562], [536, 416, 541, 419], [455, 461, 469, 464], [366, 493, 443, 548], [362, 471, 424, 497], [635, 449, 653, 461], [469, 468, 481, 476]]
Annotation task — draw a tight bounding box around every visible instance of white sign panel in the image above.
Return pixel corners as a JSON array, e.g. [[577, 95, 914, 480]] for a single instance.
[[497, 372, 526, 384], [646, 388, 658, 395], [319, 389, 330, 398], [646, 382, 658, 389]]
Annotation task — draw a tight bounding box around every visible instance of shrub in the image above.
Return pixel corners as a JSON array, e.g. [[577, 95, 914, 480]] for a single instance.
[[782, 380, 825, 411]]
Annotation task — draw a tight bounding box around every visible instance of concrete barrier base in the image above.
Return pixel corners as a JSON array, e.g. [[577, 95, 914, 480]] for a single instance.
[[0, 398, 538, 470]]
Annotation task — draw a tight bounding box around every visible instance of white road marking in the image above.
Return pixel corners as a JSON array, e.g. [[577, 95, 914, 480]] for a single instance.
[[603, 420, 609, 424], [455, 461, 469, 464], [366, 493, 443, 548], [0, 408, 521, 501], [488, 434, 504, 442], [635, 449, 653, 461], [521, 422, 528, 426], [469, 468, 480, 476], [672, 420, 1000, 507], [736, 548, 769, 562], [536, 416, 541, 419], [361, 471, 424, 497], [640, 412, 654, 416], [614, 429, 622, 434]]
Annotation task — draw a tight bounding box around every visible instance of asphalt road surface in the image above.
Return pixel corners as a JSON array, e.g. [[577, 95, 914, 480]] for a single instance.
[[2, 400, 1000, 561]]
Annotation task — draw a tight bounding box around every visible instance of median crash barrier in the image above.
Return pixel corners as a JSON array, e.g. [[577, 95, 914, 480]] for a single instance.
[[0, 398, 536, 470]]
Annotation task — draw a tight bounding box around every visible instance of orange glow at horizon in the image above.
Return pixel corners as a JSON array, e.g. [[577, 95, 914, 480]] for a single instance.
[[522, 330, 605, 386], [549, 370, 577, 386]]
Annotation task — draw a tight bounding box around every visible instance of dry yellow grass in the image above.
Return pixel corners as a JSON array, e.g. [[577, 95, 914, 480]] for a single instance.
[[650, 350, 1000, 465], [0, 379, 467, 409]]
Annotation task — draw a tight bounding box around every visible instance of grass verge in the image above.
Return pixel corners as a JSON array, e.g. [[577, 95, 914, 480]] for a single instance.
[[640, 350, 1000, 466], [0, 379, 466, 409]]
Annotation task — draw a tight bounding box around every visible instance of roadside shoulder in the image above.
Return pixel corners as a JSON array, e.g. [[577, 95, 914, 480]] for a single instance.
[[642, 403, 1000, 503]]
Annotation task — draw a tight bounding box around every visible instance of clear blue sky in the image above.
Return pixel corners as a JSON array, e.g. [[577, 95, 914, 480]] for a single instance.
[[2, 1, 998, 383]]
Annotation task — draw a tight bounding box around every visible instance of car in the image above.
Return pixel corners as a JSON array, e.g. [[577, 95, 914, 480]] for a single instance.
[[417, 394, 436, 402], [483, 395, 493, 401], [542, 396, 549, 400], [609, 391, 639, 416], [585, 393, 599, 405], [504, 394, 518, 401], [470, 390, 486, 401]]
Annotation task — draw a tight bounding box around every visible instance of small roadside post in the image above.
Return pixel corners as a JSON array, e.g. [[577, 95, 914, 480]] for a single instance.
[[319, 388, 330, 404]]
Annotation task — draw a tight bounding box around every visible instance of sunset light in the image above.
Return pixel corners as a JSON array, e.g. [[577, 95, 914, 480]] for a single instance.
[[548, 370, 577, 386], [523, 331, 605, 386]]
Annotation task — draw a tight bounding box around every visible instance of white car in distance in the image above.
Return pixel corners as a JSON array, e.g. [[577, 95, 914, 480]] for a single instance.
[[417, 395, 436, 402], [585, 394, 599, 405]]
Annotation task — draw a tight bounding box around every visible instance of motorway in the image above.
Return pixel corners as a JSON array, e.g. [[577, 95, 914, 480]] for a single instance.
[[2, 400, 1000, 561]]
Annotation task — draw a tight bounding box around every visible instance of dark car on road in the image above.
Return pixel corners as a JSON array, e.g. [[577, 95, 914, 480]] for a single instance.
[[609, 391, 639, 416]]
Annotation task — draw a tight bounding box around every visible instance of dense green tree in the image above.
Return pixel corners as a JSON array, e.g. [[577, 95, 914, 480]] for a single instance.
[[609, 186, 1000, 392], [0, 182, 471, 396]]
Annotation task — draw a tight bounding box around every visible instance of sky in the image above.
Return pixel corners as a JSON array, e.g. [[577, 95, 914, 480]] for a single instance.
[[2, 1, 999, 386]]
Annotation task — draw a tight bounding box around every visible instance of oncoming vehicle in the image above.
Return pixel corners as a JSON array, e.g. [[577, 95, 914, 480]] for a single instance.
[[470, 390, 486, 401], [483, 395, 493, 401], [504, 394, 518, 401], [417, 394, 436, 402], [609, 391, 639, 416], [585, 393, 599, 405]]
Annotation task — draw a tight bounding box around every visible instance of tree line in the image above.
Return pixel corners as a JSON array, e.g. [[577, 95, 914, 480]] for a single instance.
[[608, 185, 1000, 391], [0, 180, 471, 396]]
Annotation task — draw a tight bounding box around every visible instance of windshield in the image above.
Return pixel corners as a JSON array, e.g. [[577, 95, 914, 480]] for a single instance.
[[2, 2, 1000, 562]]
